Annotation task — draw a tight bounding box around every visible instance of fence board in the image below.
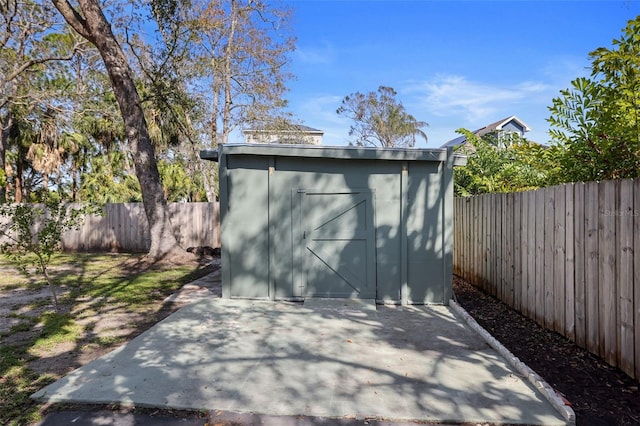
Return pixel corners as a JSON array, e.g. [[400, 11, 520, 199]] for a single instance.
[[453, 199, 459, 275], [573, 183, 587, 347], [503, 193, 510, 303], [494, 194, 505, 300], [635, 179, 640, 381], [554, 185, 566, 333], [467, 197, 472, 282], [500, 194, 507, 303], [481, 195, 486, 289], [618, 179, 634, 377], [585, 182, 600, 356], [473, 196, 480, 286], [459, 198, 464, 276], [493, 194, 499, 299], [544, 188, 555, 329], [485, 195, 493, 294], [463, 198, 470, 281], [480, 195, 486, 292], [574, 183, 586, 347], [599, 181, 617, 365], [496, 194, 503, 299], [535, 189, 545, 325], [469, 196, 475, 284], [463, 198, 468, 280], [457, 198, 462, 276], [506, 193, 514, 307], [483, 194, 490, 289], [514, 192, 522, 312], [565, 184, 575, 339], [478, 197, 493, 293], [468, 197, 473, 282], [485, 194, 490, 293], [527, 190, 537, 319]]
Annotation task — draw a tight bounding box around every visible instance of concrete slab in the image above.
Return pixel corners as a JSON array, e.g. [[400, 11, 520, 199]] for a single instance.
[[32, 298, 569, 425], [303, 298, 377, 312]]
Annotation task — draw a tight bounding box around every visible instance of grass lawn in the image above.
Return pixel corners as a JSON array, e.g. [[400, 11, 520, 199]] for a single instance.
[[0, 252, 215, 426]]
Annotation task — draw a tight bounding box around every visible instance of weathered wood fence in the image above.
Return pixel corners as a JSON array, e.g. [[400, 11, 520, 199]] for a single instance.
[[454, 179, 640, 381], [59, 202, 220, 252]]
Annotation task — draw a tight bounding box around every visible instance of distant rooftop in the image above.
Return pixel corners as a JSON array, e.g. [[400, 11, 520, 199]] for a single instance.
[[441, 115, 531, 148], [243, 125, 324, 134], [243, 124, 324, 145]]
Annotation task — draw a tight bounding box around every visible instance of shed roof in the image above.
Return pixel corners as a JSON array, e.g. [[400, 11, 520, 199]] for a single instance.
[[201, 143, 466, 166]]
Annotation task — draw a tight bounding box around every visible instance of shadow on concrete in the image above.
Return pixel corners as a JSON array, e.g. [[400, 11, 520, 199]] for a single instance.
[[32, 296, 567, 425]]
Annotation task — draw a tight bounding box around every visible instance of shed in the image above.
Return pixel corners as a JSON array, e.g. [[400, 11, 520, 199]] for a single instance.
[[201, 144, 465, 305]]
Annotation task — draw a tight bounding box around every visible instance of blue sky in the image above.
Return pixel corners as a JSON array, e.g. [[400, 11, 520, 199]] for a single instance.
[[266, 0, 640, 147]]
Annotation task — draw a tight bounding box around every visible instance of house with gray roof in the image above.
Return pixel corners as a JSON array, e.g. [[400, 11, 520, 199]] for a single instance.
[[441, 115, 531, 149], [243, 125, 324, 145]]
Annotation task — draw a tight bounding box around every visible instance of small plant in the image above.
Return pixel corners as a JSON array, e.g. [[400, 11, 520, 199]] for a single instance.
[[0, 197, 100, 311]]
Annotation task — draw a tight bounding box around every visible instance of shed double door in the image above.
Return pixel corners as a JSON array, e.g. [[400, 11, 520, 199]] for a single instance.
[[296, 189, 376, 298]]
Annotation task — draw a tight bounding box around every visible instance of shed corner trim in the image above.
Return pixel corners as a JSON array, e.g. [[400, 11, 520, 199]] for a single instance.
[[200, 149, 219, 162]]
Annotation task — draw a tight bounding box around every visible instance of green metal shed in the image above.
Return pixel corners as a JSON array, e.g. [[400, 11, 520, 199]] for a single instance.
[[201, 144, 465, 305]]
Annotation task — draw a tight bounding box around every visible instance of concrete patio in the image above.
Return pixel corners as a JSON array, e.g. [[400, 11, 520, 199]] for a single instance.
[[33, 293, 571, 425]]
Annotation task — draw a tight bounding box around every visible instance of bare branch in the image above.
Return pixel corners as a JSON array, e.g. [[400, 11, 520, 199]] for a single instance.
[[3, 41, 85, 85], [50, 0, 93, 41]]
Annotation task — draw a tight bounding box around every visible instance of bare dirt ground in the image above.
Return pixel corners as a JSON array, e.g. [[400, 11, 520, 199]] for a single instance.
[[453, 276, 640, 426], [0, 254, 222, 425], [0, 255, 220, 382]]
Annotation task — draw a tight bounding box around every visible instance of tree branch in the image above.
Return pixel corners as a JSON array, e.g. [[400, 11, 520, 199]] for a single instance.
[[50, 0, 93, 42], [4, 42, 85, 86]]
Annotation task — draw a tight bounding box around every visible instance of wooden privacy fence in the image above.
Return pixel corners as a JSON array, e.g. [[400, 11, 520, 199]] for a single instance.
[[59, 202, 220, 252], [454, 179, 640, 381]]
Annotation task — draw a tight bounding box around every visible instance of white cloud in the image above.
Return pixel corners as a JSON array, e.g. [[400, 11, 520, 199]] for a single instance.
[[295, 94, 351, 145], [298, 94, 342, 117], [541, 55, 591, 85], [406, 75, 552, 123], [396, 75, 564, 145], [294, 43, 335, 65]]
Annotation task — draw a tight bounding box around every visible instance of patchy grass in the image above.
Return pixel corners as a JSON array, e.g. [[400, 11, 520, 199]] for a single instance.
[[89, 335, 127, 347], [81, 267, 191, 305], [0, 253, 215, 426], [29, 313, 82, 354], [0, 345, 56, 426], [9, 321, 35, 334]]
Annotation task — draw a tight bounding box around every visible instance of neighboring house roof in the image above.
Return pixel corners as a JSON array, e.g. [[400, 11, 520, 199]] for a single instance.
[[243, 125, 324, 135], [243, 124, 324, 145], [441, 115, 531, 148]]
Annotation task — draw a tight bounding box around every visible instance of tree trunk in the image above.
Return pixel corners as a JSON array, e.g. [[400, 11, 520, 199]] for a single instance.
[[0, 112, 11, 203], [15, 150, 23, 203], [221, 0, 238, 146], [41, 260, 59, 312], [211, 61, 219, 145], [51, 0, 180, 259]]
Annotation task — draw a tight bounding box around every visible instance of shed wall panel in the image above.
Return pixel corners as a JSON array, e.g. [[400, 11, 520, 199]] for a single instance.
[[213, 145, 458, 305], [225, 156, 270, 298], [407, 162, 445, 303]]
